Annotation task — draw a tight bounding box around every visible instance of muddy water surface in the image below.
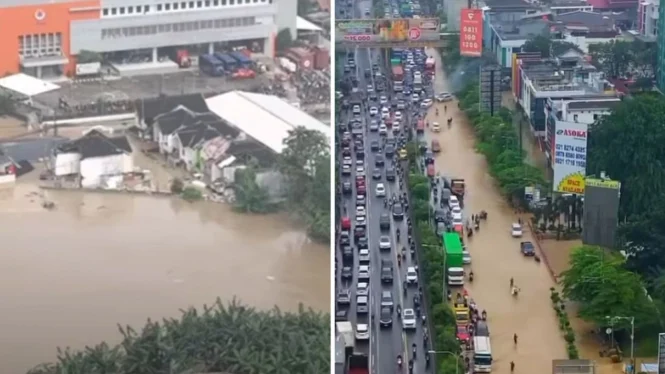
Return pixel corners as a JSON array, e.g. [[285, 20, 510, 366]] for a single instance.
[[425, 50, 567, 372], [0, 185, 329, 373]]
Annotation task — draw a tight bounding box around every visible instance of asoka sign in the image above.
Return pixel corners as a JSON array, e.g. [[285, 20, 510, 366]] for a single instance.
[[556, 129, 587, 138]]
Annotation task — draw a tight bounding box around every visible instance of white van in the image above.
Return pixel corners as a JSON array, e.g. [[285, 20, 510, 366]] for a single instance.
[[449, 195, 460, 208], [381, 107, 390, 119], [447, 267, 465, 286]]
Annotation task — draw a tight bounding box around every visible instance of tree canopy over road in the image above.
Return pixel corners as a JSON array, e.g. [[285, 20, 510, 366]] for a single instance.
[[28, 299, 329, 374]]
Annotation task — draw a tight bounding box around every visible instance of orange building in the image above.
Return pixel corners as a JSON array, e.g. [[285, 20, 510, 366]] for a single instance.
[[0, 0, 100, 77]]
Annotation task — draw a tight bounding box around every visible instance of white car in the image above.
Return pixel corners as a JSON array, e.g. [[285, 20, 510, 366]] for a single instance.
[[358, 249, 370, 263], [380, 96, 388, 104], [402, 308, 417, 329], [512, 223, 523, 237], [376, 183, 386, 197], [392, 123, 401, 133], [356, 323, 370, 340], [369, 107, 378, 116], [357, 282, 369, 296], [367, 84, 374, 93], [411, 94, 420, 103], [356, 215, 366, 226], [432, 122, 440, 132], [369, 121, 379, 131], [358, 265, 370, 280], [394, 111, 403, 121], [436, 92, 453, 102], [421, 99, 433, 108], [343, 156, 353, 166], [449, 195, 460, 208], [342, 164, 351, 175], [379, 124, 388, 135], [452, 217, 463, 227], [356, 206, 367, 217], [379, 235, 392, 250], [452, 212, 463, 221], [451, 206, 462, 216], [463, 250, 472, 264], [356, 165, 365, 176], [381, 107, 390, 119], [406, 266, 418, 283]]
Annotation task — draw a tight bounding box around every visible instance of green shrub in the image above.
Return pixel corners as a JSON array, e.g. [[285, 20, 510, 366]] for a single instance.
[[181, 186, 203, 201]]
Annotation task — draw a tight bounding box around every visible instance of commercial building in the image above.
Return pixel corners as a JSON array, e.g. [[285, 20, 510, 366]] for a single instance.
[[637, 0, 659, 37], [0, 0, 296, 78], [512, 52, 617, 136]]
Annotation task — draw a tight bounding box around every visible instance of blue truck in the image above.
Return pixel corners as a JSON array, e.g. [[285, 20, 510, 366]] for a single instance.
[[199, 54, 225, 76], [230, 51, 253, 69], [214, 52, 238, 72]]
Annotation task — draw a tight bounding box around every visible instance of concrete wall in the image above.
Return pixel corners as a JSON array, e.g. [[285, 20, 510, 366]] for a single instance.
[[70, 6, 277, 53]]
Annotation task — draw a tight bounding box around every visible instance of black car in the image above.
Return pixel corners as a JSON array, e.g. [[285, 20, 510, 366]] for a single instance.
[[379, 307, 393, 327], [335, 309, 349, 322], [385, 145, 395, 158], [341, 266, 353, 280], [339, 232, 351, 246], [341, 100, 350, 109], [337, 289, 351, 305], [342, 245, 354, 261], [372, 169, 382, 180], [342, 182, 352, 195], [370, 140, 380, 151], [392, 203, 405, 220], [385, 167, 396, 181], [369, 93, 378, 101], [364, 69, 371, 78], [520, 241, 535, 256], [356, 149, 365, 159], [381, 267, 393, 283], [354, 226, 366, 240], [357, 236, 368, 249], [375, 155, 385, 167], [379, 213, 391, 231]]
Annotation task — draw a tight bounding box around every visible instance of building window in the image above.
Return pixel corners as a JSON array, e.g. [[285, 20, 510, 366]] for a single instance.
[[593, 114, 599, 121], [189, 1, 194, 7], [197, 1, 203, 7], [173, 3, 178, 9], [119, 6, 125, 14], [205, 0, 210, 5], [157, 4, 162, 10], [111, 7, 117, 15], [214, 0, 219, 5], [181, 2, 186, 8], [128, 6, 134, 13], [103, 8, 109, 15], [144, 5, 150, 12]]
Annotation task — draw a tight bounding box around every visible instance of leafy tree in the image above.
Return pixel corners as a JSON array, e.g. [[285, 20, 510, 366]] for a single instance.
[[278, 127, 330, 244], [276, 28, 293, 52], [411, 183, 430, 200], [588, 41, 633, 78], [587, 95, 665, 219], [560, 246, 657, 328], [233, 166, 273, 213], [29, 299, 329, 374], [617, 199, 665, 279], [522, 35, 553, 58]]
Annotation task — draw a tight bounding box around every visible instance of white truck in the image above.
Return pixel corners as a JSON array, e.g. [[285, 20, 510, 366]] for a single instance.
[[336, 321, 355, 350]]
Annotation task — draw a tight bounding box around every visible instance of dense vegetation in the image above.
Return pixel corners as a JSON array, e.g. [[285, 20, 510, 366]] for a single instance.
[[28, 299, 330, 374], [233, 128, 331, 244], [404, 150, 464, 374]]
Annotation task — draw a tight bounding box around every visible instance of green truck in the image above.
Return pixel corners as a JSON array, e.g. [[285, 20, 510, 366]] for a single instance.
[[443, 233, 465, 286]]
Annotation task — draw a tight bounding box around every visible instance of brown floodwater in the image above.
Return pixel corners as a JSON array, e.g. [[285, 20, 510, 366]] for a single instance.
[[0, 184, 330, 373], [425, 50, 567, 372]]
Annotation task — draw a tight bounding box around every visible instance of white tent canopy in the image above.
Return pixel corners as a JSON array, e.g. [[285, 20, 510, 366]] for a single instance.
[[297, 16, 324, 32], [205, 91, 329, 154], [0, 73, 60, 97]]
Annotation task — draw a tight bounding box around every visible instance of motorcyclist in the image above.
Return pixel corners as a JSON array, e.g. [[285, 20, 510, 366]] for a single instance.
[[412, 343, 417, 359], [435, 108, 439, 116], [397, 304, 402, 317], [396, 228, 401, 240], [397, 355, 403, 367], [469, 271, 474, 282]]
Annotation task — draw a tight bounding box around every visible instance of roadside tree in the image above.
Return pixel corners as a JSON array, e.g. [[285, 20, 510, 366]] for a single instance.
[[233, 166, 273, 213]]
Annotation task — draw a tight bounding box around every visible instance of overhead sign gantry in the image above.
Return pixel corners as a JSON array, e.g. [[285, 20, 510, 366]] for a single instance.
[[335, 18, 449, 48]]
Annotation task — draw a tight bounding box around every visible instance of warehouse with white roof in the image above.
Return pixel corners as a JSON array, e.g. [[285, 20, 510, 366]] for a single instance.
[[205, 91, 329, 154]]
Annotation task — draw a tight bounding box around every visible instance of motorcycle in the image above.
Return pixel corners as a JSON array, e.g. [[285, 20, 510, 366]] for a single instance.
[[511, 286, 520, 297], [469, 272, 474, 282], [397, 355, 403, 368]]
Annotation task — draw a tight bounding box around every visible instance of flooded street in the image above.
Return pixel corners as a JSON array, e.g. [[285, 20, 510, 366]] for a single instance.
[[424, 50, 567, 371], [0, 184, 329, 373]]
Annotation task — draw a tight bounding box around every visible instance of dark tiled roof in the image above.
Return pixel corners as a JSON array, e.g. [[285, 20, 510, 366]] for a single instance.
[[137, 94, 208, 121], [176, 124, 224, 148], [226, 139, 277, 166], [58, 130, 132, 159], [555, 11, 616, 28]]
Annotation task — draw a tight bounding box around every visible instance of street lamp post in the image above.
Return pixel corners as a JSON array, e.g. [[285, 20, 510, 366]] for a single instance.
[[428, 350, 460, 374], [606, 316, 635, 373]]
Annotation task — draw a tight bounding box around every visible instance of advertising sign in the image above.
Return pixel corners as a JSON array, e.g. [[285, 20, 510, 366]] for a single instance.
[[553, 121, 588, 194], [460, 9, 483, 57], [335, 18, 440, 45], [585, 178, 621, 190], [75, 62, 101, 76]]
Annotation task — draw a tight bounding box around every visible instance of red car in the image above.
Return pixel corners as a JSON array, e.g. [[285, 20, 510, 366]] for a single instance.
[[456, 324, 470, 342]]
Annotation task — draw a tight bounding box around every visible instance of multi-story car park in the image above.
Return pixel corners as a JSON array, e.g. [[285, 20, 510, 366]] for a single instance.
[[0, 0, 296, 78]]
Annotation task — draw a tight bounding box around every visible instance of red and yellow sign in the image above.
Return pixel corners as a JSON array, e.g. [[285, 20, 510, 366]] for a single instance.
[[460, 9, 483, 57], [555, 172, 585, 194]]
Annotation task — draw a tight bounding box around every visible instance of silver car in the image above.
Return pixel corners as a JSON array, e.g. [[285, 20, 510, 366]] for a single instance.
[[402, 308, 417, 329]]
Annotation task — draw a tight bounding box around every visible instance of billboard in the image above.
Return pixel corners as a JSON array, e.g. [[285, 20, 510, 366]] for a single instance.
[[582, 178, 621, 248], [553, 121, 588, 193], [335, 18, 440, 46], [460, 9, 483, 56]]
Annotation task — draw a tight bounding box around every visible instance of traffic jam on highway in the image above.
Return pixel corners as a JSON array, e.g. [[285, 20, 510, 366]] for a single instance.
[[333, 0, 447, 371], [334, 0, 510, 371]]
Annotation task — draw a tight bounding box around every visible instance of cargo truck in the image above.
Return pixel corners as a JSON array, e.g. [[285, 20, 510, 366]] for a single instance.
[[214, 52, 238, 72], [199, 54, 225, 76], [392, 65, 404, 82], [450, 179, 466, 199], [230, 51, 253, 68], [444, 232, 464, 286], [336, 321, 355, 350], [167, 48, 191, 68]]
